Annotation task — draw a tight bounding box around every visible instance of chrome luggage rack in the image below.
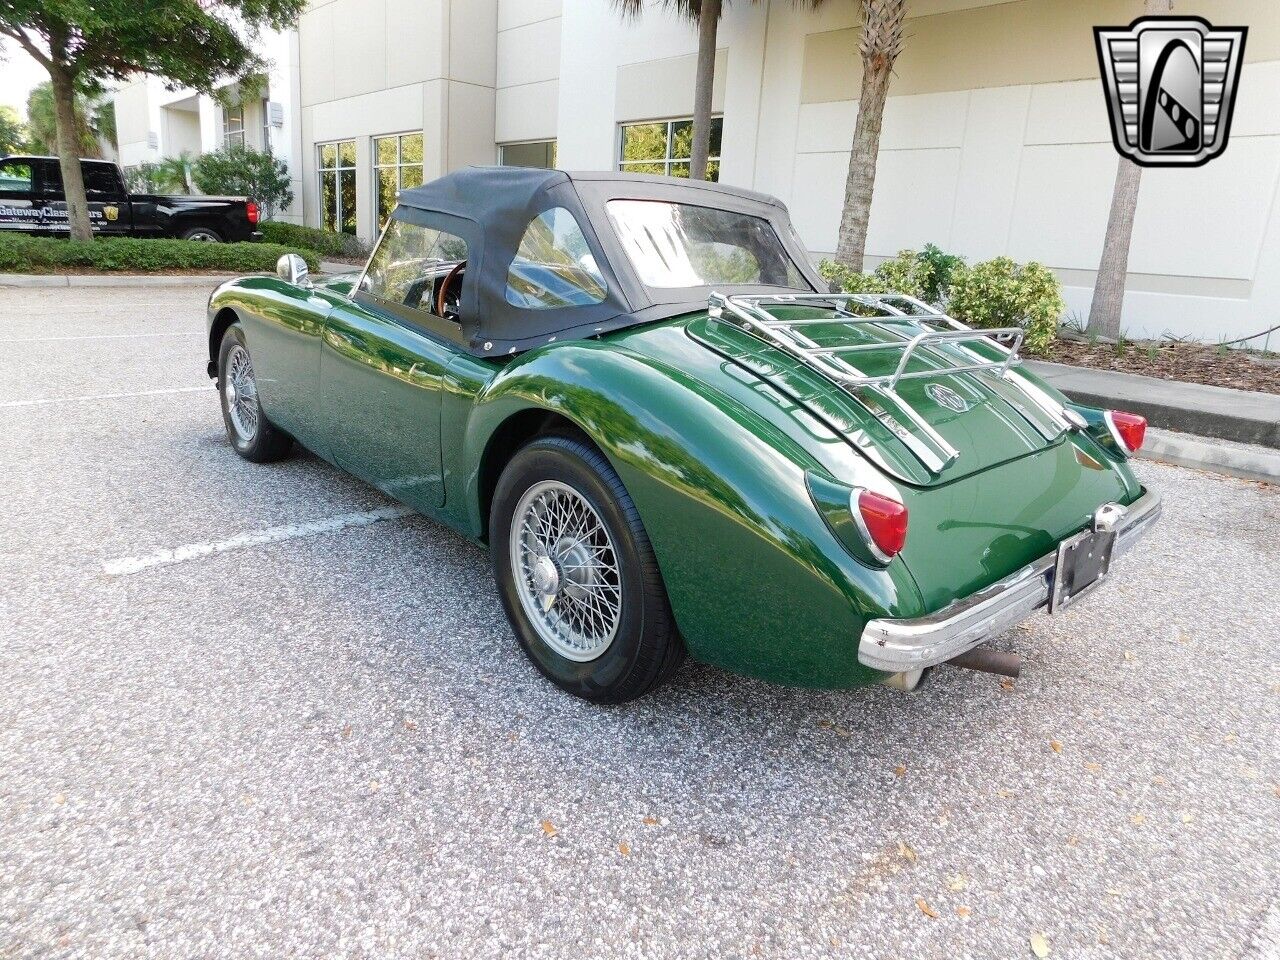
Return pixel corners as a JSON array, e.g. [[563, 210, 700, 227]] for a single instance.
[[706, 291, 1083, 475]]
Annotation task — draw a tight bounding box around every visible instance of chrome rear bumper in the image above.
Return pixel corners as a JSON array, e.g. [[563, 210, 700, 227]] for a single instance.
[[858, 488, 1162, 673]]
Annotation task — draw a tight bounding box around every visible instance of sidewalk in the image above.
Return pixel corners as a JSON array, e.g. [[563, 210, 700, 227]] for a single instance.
[[0, 272, 244, 288], [1027, 361, 1280, 449]]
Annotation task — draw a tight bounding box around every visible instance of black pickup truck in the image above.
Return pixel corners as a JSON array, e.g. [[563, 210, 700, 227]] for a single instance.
[[0, 155, 263, 242]]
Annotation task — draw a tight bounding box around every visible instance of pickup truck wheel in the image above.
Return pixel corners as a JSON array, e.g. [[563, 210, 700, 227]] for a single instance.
[[217, 324, 292, 463], [491, 434, 683, 704], [182, 226, 223, 242]]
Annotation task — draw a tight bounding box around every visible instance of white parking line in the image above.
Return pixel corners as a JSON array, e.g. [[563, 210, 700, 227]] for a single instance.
[[102, 506, 415, 576], [0, 332, 203, 343], [0, 386, 209, 408]]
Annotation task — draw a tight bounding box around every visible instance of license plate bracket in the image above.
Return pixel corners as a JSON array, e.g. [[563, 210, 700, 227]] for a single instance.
[[1049, 527, 1117, 613]]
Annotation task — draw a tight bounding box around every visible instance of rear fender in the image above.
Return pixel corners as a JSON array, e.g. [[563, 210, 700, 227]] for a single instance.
[[462, 341, 925, 688]]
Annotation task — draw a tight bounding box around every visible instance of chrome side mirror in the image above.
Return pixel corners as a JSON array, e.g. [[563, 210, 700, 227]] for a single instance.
[[276, 253, 309, 286]]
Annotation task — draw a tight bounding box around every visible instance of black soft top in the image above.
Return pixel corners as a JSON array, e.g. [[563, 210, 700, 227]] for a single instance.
[[392, 167, 824, 357]]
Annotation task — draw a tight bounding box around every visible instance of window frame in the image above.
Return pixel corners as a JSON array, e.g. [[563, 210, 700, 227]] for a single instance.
[[504, 206, 609, 310], [261, 97, 273, 153], [317, 139, 357, 235], [617, 116, 723, 180], [499, 140, 558, 169], [222, 102, 245, 149], [372, 131, 425, 231], [354, 209, 480, 348]]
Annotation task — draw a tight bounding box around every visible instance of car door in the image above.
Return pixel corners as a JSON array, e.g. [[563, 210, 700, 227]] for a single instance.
[[81, 161, 132, 236], [0, 158, 40, 235], [35, 159, 129, 236], [320, 214, 476, 513]]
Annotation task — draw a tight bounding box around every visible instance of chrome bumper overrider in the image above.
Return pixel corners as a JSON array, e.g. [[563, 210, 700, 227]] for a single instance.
[[858, 488, 1162, 673]]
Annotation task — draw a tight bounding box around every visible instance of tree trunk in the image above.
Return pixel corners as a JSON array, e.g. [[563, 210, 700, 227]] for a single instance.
[[835, 59, 891, 271], [689, 0, 721, 181], [1086, 0, 1171, 339], [1086, 157, 1142, 339], [49, 68, 93, 243]]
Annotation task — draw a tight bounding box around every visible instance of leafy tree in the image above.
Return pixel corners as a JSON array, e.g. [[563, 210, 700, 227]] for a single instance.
[[613, 0, 825, 182], [193, 145, 293, 220], [1088, 0, 1172, 338], [835, 0, 907, 271], [0, 104, 27, 154], [25, 80, 99, 156], [0, 0, 306, 241]]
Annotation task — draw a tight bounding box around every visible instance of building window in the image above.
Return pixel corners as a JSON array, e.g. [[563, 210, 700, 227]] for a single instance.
[[222, 103, 245, 149], [262, 98, 272, 153], [501, 141, 557, 170], [373, 133, 424, 231], [318, 140, 357, 235], [618, 117, 722, 181]]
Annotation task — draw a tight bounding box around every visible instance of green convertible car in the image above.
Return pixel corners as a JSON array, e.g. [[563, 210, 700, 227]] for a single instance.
[[206, 168, 1160, 703]]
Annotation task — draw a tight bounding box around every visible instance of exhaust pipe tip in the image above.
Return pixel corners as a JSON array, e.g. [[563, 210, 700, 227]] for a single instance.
[[946, 646, 1022, 678]]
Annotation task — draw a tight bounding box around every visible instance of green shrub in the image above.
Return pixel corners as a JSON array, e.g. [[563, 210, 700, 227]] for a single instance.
[[871, 250, 931, 301], [818, 259, 889, 296], [0, 233, 319, 274], [821, 244, 966, 305], [946, 257, 1064, 355], [191, 146, 293, 220], [915, 243, 966, 304], [259, 221, 370, 260]]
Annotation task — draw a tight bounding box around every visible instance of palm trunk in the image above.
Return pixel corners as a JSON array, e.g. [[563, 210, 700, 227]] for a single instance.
[[835, 61, 890, 271], [1086, 158, 1142, 339], [689, 0, 721, 181], [835, 0, 906, 272], [1086, 0, 1170, 339], [49, 67, 93, 242]]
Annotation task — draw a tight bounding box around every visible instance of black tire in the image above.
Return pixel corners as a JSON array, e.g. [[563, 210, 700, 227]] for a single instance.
[[217, 323, 293, 463], [181, 226, 223, 242], [490, 434, 683, 703]]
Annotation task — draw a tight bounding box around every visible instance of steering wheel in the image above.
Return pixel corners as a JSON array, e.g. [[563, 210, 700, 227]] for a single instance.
[[436, 261, 466, 319]]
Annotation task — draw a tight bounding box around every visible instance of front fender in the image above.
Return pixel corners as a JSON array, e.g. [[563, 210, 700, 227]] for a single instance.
[[458, 341, 924, 688]]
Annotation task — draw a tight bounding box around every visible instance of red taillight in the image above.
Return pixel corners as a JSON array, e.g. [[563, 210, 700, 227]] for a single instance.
[[1107, 410, 1147, 454], [246, 201, 259, 224], [856, 489, 908, 563]]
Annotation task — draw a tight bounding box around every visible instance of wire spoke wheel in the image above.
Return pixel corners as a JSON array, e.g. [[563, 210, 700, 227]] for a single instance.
[[509, 479, 623, 662], [224, 344, 260, 443]]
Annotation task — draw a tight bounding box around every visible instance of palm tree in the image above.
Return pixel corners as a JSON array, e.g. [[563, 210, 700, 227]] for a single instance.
[[153, 152, 194, 194], [25, 80, 100, 158], [834, 0, 906, 271], [614, 0, 824, 182], [1087, 0, 1172, 339]]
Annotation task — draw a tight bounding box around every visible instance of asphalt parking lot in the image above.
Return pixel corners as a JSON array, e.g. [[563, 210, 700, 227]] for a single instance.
[[1, 285, 1277, 960]]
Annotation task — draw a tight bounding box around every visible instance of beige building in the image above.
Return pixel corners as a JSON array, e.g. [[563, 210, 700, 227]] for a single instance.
[[114, 0, 1280, 345]]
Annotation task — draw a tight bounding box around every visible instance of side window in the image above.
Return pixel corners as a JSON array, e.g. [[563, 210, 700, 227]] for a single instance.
[[0, 161, 33, 191], [362, 219, 468, 317], [505, 207, 607, 310], [82, 163, 124, 195], [38, 161, 63, 195]]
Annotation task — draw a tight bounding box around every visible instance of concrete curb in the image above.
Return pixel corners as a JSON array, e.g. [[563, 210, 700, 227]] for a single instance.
[[0, 273, 252, 288], [1027, 360, 1280, 450], [1139, 428, 1280, 485]]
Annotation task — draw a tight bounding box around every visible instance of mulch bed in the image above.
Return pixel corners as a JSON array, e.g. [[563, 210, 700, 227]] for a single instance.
[[1044, 337, 1280, 396]]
